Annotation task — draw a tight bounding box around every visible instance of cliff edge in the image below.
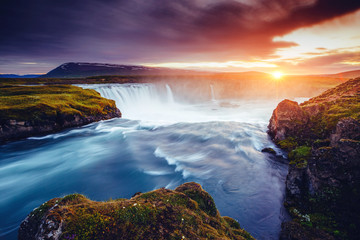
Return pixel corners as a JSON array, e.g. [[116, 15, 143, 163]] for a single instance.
[[18, 182, 254, 240], [268, 78, 360, 239], [0, 85, 121, 143]]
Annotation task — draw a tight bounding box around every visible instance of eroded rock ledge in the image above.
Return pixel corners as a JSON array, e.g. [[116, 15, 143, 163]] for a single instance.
[[0, 109, 121, 143], [18, 182, 254, 240], [268, 78, 360, 239]]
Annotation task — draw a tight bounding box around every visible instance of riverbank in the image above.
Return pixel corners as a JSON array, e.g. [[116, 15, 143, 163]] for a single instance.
[[0, 85, 121, 143]]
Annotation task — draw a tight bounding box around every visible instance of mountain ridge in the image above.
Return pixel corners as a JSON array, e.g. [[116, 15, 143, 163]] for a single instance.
[[0, 74, 41, 78], [41, 62, 202, 78]]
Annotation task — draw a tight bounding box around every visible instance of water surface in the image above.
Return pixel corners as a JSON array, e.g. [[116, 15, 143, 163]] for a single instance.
[[0, 83, 289, 239]]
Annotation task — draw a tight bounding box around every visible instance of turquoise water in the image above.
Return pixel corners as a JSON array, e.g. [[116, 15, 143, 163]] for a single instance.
[[0, 83, 289, 239]]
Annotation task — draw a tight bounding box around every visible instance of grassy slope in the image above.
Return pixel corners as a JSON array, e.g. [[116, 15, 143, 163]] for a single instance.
[[20, 183, 254, 240], [0, 85, 118, 122]]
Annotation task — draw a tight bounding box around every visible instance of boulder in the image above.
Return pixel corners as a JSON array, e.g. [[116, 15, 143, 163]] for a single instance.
[[268, 99, 308, 142]]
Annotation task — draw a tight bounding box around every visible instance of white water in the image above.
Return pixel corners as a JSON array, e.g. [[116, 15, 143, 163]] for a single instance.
[[210, 84, 216, 102], [0, 83, 289, 240], [79, 83, 280, 125]]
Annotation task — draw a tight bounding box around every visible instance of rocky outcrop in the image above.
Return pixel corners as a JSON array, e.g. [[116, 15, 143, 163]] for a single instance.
[[0, 107, 121, 143], [0, 85, 122, 144], [268, 99, 308, 142], [18, 182, 254, 240], [268, 78, 360, 239], [330, 118, 360, 146]]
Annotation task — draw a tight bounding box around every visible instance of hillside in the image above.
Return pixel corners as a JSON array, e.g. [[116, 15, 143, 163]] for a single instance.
[[268, 78, 360, 239], [323, 69, 360, 79], [18, 182, 254, 240]]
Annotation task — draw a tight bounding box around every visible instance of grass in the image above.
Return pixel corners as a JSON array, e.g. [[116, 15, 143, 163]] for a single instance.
[[0, 85, 118, 122]]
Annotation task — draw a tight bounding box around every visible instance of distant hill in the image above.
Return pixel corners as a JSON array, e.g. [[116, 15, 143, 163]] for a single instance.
[[42, 62, 200, 78], [323, 69, 360, 79], [0, 74, 40, 78]]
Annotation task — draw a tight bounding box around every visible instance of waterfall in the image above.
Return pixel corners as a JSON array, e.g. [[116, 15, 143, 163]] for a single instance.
[[78, 83, 278, 124], [80, 83, 182, 121], [210, 84, 216, 102], [165, 84, 175, 103]]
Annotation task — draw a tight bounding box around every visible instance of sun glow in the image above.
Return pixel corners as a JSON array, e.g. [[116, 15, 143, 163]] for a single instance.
[[146, 61, 277, 69], [272, 71, 284, 79]]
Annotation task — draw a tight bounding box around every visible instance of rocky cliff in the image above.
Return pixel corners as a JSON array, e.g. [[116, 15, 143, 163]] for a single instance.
[[18, 182, 254, 240], [268, 78, 360, 239], [0, 85, 121, 143]]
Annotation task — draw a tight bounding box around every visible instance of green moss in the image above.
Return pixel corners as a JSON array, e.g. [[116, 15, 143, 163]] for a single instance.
[[0, 85, 118, 122], [175, 183, 218, 217], [277, 137, 299, 151], [60, 193, 88, 205], [288, 146, 311, 168], [289, 146, 311, 158]]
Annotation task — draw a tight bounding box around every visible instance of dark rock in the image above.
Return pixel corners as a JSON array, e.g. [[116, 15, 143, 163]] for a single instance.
[[131, 192, 142, 198], [330, 118, 360, 146], [280, 221, 334, 240], [0, 107, 121, 144], [261, 147, 277, 155]]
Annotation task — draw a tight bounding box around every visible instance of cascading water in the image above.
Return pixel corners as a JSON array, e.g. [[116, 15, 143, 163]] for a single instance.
[[165, 84, 175, 103], [210, 84, 216, 102], [0, 82, 289, 240], [80, 83, 280, 124]]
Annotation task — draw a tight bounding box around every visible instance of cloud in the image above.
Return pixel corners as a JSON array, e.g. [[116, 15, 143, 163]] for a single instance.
[[1, 0, 360, 73]]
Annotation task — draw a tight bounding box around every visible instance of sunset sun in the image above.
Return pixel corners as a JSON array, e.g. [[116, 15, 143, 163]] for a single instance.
[[272, 71, 284, 79]]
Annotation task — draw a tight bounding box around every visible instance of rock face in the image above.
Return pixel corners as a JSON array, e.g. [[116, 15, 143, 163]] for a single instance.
[[268, 99, 308, 142], [330, 118, 360, 145], [18, 182, 255, 240], [0, 108, 121, 143], [268, 78, 360, 239]]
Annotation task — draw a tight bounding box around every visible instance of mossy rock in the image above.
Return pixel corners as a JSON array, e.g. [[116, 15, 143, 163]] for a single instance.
[[261, 147, 277, 154], [19, 182, 255, 240], [175, 182, 219, 217], [277, 137, 299, 151]]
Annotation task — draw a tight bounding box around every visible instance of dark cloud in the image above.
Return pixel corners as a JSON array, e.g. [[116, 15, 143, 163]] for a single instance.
[[1, 0, 360, 73]]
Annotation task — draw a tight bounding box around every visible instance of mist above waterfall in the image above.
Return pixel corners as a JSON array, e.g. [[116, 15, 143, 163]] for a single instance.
[[79, 83, 281, 125]]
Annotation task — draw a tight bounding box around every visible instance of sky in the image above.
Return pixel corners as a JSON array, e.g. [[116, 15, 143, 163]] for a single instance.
[[1, 0, 360, 75]]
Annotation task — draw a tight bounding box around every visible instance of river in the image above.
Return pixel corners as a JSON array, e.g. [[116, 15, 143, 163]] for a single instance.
[[0, 83, 289, 239]]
